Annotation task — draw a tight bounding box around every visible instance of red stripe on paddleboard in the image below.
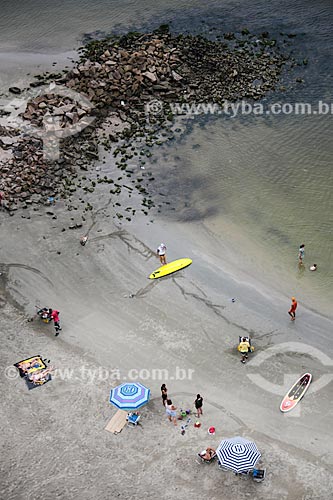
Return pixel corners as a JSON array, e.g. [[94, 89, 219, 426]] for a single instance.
[[280, 373, 312, 413]]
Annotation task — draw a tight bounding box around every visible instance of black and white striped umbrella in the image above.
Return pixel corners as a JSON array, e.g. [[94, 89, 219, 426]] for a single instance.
[[216, 436, 261, 473]]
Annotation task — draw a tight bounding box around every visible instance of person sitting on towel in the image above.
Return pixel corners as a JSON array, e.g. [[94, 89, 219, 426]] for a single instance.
[[18, 357, 42, 372], [199, 447, 216, 460], [28, 367, 53, 383]]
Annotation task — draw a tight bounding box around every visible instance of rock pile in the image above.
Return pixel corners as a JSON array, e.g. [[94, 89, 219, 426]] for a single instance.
[[20, 94, 90, 128], [69, 29, 289, 118], [0, 26, 299, 211]]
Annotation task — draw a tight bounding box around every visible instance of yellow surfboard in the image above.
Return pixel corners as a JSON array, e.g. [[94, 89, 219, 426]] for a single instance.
[[149, 258, 192, 279]]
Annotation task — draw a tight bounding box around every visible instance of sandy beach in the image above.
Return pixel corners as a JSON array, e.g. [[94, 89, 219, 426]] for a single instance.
[[1, 192, 332, 499]]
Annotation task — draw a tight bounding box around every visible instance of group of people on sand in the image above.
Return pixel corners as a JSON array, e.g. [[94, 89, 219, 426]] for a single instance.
[[234, 242, 319, 362], [17, 357, 54, 385], [156, 242, 316, 326], [161, 384, 204, 426]]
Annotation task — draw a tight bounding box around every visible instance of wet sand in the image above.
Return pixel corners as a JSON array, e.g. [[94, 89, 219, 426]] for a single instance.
[[0, 51, 77, 92], [0, 194, 332, 499]]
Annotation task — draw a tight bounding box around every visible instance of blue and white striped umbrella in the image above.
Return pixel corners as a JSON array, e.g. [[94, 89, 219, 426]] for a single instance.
[[216, 436, 261, 473], [109, 382, 150, 410]]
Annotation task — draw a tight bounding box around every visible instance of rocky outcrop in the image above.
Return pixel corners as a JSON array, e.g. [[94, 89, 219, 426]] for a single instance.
[[0, 26, 298, 212]]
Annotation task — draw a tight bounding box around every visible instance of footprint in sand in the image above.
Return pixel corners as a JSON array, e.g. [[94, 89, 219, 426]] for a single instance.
[[97, 243, 105, 254]]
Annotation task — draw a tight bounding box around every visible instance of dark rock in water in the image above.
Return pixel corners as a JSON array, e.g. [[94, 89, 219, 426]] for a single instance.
[[85, 151, 99, 160], [29, 81, 45, 88], [153, 24, 170, 35], [224, 32, 235, 40], [9, 87, 22, 94]]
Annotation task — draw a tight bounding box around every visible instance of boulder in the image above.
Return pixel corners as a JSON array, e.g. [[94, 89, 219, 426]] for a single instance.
[[143, 71, 157, 82], [171, 70, 183, 81], [9, 87, 22, 94]]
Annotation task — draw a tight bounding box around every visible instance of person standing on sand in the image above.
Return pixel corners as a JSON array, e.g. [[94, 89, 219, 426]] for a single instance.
[[194, 394, 203, 417], [288, 297, 298, 321], [238, 337, 252, 363], [50, 309, 62, 336], [161, 384, 168, 406], [157, 243, 167, 265], [298, 244, 305, 264], [80, 235, 88, 246], [165, 399, 177, 425]]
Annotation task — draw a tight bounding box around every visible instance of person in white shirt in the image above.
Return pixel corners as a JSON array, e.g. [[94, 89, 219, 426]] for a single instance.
[[157, 243, 167, 265], [165, 399, 177, 425], [298, 244, 305, 264]]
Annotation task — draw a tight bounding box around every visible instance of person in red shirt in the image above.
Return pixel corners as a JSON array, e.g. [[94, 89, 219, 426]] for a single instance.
[[288, 297, 298, 321], [49, 309, 62, 336]]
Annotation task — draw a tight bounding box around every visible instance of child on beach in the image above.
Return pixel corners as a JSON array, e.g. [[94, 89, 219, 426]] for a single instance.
[[238, 337, 252, 363], [288, 297, 298, 321]]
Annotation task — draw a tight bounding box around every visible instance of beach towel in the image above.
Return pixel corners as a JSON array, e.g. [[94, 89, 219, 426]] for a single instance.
[[105, 410, 128, 434], [14, 355, 46, 377], [14, 356, 53, 390]]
